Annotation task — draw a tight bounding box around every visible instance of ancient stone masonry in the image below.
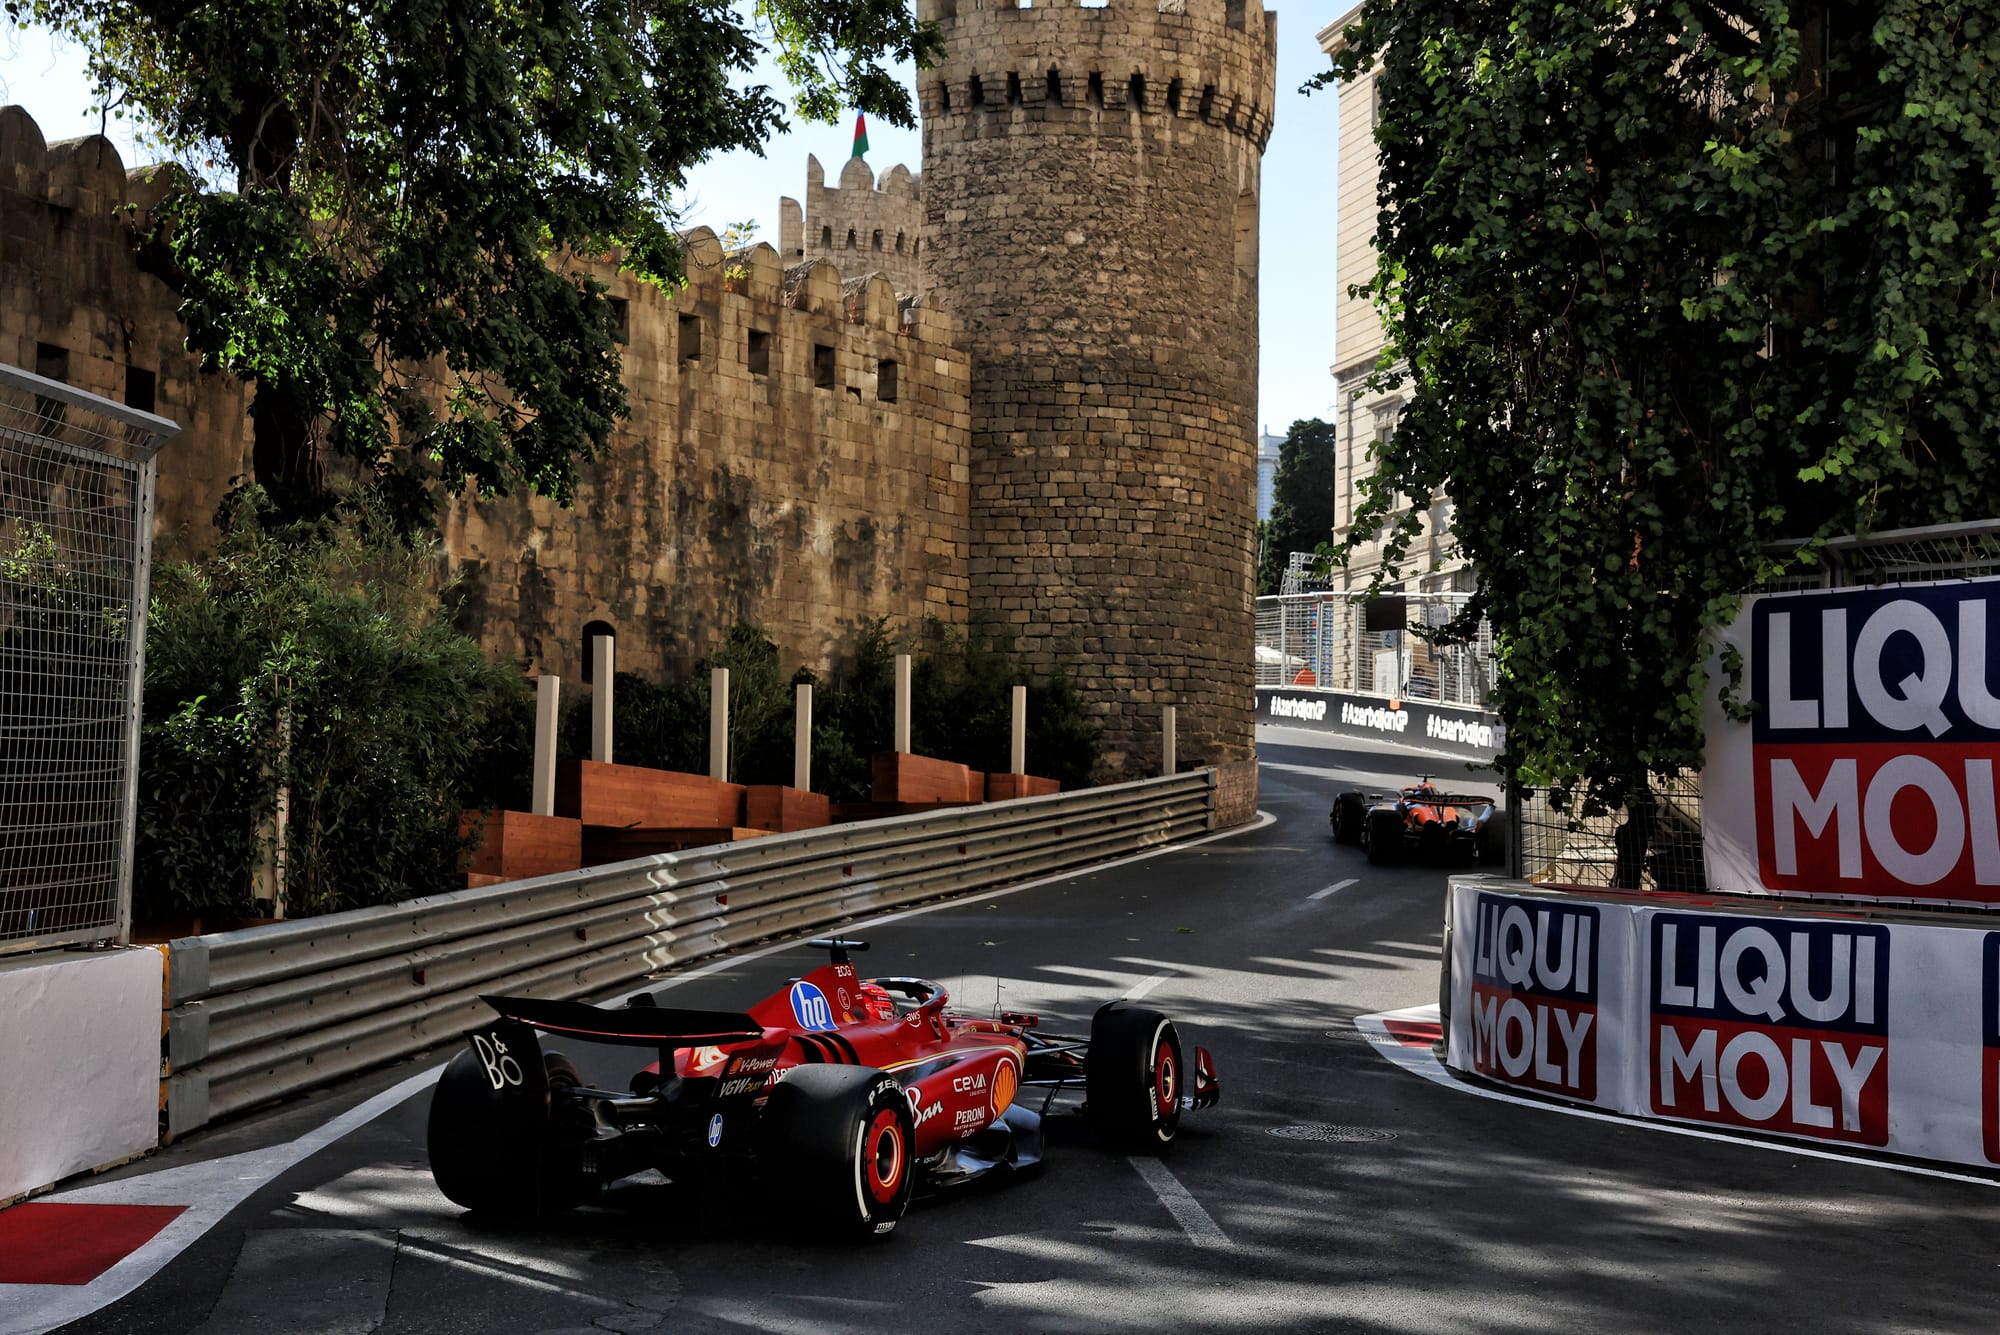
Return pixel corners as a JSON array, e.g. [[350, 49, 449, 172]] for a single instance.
[[441, 234, 972, 680], [916, 0, 1277, 775], [779, 155, 925, 296], [0, 109, 254, 537], [0, 105, 970, 685]]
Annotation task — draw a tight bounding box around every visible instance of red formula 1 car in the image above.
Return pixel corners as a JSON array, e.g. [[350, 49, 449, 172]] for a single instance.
[[1330, 776, 1505, 867], [427, 938, 1219, 1239]]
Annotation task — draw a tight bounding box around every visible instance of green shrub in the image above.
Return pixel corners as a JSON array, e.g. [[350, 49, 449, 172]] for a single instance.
[[136, 490, 529, 920]]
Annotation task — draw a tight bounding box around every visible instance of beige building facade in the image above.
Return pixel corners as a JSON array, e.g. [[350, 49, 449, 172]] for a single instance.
[[1318, 11, 1470, 598]]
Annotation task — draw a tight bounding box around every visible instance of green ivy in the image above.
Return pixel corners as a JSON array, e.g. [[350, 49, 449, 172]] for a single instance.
[[1317, 0, 2000, 810]]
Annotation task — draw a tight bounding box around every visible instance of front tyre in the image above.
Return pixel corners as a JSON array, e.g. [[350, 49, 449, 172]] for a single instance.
[[1087, 1003, 1183, 1154], [759, 1066, 915, 1241]]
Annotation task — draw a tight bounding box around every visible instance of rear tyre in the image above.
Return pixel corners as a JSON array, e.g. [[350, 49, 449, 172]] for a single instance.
[[1365, 811, 1405, 866], [428, 1043, 551, 1219], [759, 1066, 915, 1241], [1087, 1003, 1183, 1154]]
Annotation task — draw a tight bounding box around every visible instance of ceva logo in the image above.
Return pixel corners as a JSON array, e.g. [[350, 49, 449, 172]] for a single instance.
[[1649, 914, 1889, 1145], [1467, 894, 1600, 1099]]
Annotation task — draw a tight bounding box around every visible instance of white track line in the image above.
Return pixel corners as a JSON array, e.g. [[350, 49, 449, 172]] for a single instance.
[[1126, 1156, 1230, 1249], [1120, 971, 1175, 1003], [1308, 878, 1356, 901], [2, 808, 1278, 1335], [1354, 1006, 2000, 1191]]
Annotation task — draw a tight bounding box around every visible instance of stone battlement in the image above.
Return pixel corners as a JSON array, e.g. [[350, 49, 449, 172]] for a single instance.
[[778, 154, 925, 295], [915, 0, 1277, 150]]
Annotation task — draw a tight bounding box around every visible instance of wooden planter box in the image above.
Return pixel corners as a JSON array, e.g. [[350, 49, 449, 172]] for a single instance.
[[582, 825, 771, 864], [985, 773, 1061, 801], [460, 809, 582, 882], [871, 752, 983, 805], [744, 785, 832, 832], [556, 759, 746, 828]]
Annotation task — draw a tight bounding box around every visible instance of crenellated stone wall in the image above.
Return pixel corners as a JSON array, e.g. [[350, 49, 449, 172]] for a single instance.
[[777, 154, 925, 296], [0, 108, 254, 543], [439, 232, 972, 680], [915, 0, 1276, 776], [0, 107, 971, 684]]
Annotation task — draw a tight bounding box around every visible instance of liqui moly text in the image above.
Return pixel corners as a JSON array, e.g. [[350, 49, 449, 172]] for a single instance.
[[1752, 581, 2000, 901], [1649, 914, 1890, 1144], [1468, 894, 1600, 1099]]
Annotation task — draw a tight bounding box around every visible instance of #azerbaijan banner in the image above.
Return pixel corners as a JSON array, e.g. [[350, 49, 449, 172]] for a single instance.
[[1703, 577, 2000, 906], [1446, 884, 1995, 1170]]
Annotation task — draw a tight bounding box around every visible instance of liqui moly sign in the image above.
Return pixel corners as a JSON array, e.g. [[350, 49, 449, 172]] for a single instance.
[[1706, 578, 2000, 903], [1467, 894, 1600, 1099], [1649, 914, 1890, 1145]]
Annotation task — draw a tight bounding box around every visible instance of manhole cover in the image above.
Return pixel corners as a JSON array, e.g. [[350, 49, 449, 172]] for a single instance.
[[1267, 1124, 1399, 1143]]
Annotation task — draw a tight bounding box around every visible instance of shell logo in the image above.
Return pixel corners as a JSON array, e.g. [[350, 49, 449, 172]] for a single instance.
[[990, 1059, 1018, 1117]]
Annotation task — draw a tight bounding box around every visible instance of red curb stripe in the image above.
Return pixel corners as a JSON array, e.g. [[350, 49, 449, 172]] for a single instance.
[[1381, 1019, 1442, 1048], [0, 1203, 185, 1285]]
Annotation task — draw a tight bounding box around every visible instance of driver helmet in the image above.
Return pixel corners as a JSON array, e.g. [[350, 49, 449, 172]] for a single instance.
[[856, 981, 896, 1021]]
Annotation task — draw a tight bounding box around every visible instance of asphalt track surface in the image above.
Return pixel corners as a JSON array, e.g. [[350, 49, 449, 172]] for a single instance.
[[15, 727, 2000, 1333]]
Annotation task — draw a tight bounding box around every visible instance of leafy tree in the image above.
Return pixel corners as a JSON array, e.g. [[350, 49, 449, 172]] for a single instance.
[[12, 0, 940, 519], [1256, 417, 1339, 595], [1318, 1, 1999, 808]]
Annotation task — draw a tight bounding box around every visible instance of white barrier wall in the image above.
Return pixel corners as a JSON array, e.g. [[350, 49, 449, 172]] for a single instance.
[[0, 947, 164, 1202], [1445, 879, 1994, 1169]]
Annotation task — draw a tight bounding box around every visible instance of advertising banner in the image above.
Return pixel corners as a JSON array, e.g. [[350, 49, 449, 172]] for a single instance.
[[1704, 577, 2000, 905], [1647, 913, 1889, 1145], [1258, 687, 1502, 760], [1444, 881, 1994, 1170]]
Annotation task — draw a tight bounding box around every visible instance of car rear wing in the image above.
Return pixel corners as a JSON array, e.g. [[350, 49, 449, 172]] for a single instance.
[[481, 994, 769, 1049]]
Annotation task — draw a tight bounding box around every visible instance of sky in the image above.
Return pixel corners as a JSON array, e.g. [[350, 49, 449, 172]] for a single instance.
[[0, 9, 1345, 437]]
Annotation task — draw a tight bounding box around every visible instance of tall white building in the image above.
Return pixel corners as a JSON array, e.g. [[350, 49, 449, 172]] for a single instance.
[[1256, 425, 1282, 524], [1319, 11, 1471, 597]]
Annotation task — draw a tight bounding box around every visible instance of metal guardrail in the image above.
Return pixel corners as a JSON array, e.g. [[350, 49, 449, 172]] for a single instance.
[[163, 770, 1218, 1135]]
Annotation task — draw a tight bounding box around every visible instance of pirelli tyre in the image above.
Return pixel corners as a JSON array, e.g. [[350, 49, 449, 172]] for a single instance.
[[1330, 794, 1365, 845], [1087, 1002, 1183, 1154], [759, 1065, 915, 1241], [1364, 810, 1406, 866], [428, 1034, 586, 1219]]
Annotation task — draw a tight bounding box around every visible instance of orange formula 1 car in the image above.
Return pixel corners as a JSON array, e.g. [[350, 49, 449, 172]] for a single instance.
[[1330, 777, 1505, 867], [427, 938, 1220, 1239]]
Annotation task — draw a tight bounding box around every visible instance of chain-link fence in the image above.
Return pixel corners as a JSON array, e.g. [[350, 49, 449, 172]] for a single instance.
[[1516, 519, 2000, 901], [1256, 582, 1494, 709], [1, 364, 177, 954], [1516, 773, 1708, 893]]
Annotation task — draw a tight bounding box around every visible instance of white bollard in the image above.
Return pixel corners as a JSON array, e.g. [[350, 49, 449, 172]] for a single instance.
[[710, 668, 730, 782], [533, 674, 560, 815], [1010, 684, 1027, 775], [894, 652, 912, 754], [1162, 704, 1177, 777], [795, 682, 813, 791], [590, 634, 614, 765]]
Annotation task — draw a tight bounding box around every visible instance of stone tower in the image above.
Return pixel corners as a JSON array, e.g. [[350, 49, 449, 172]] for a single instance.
[[917, 0, 1276, 777]]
